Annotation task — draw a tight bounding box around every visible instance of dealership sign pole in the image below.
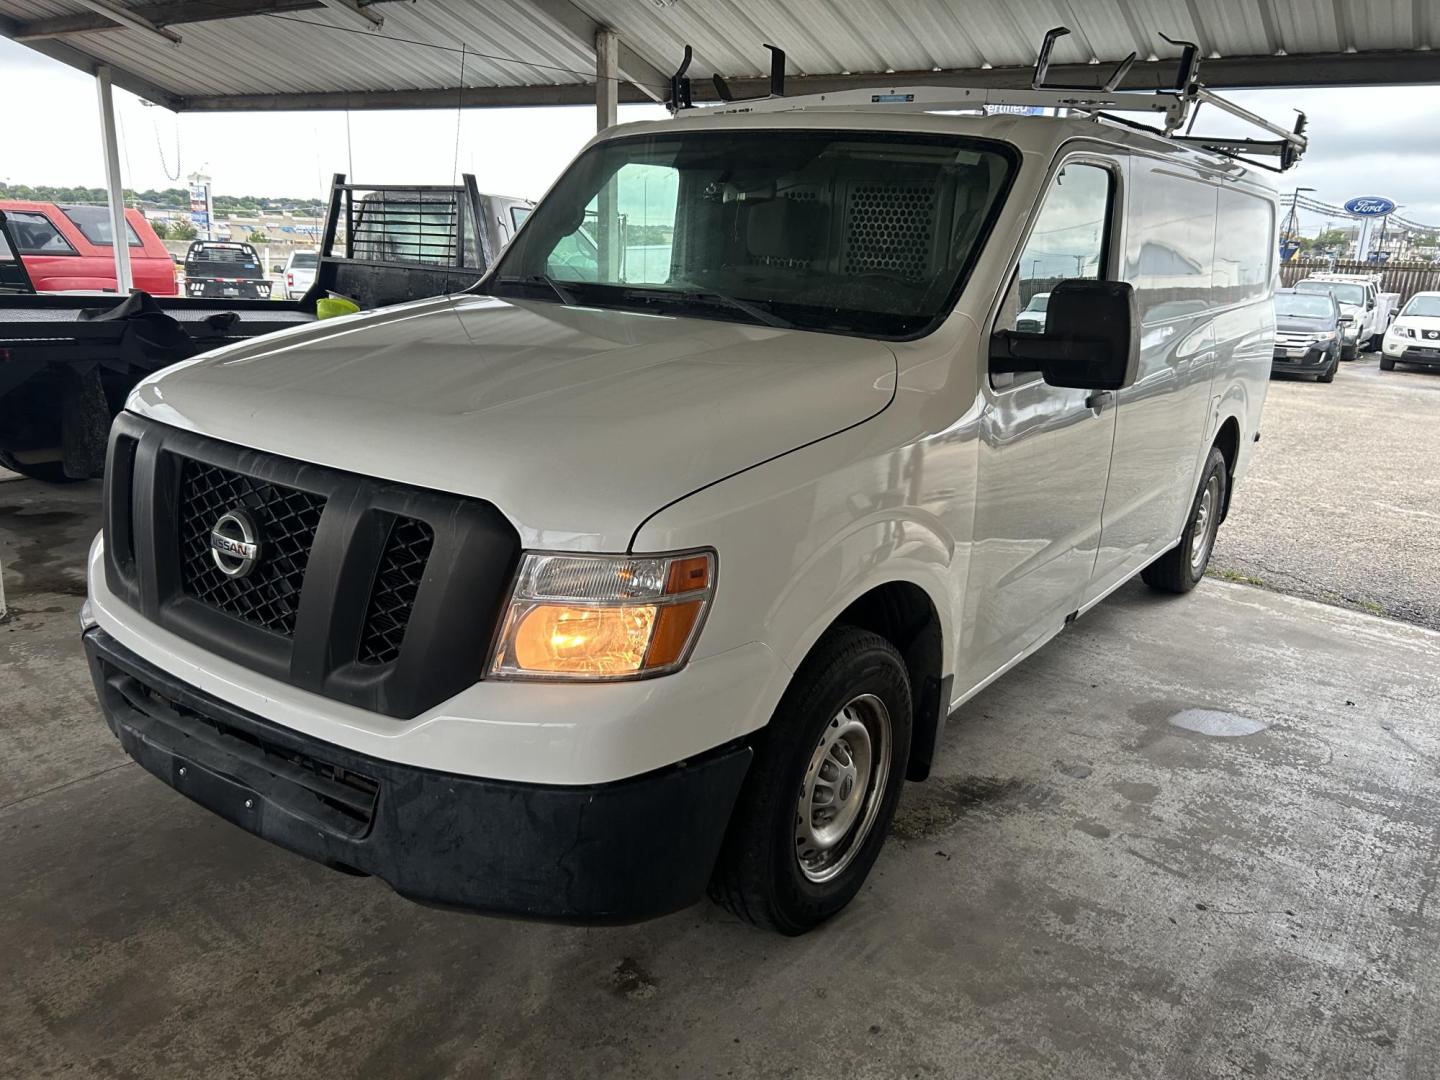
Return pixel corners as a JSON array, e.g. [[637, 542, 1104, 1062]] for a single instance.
[[1346, 196, 1396, 262]]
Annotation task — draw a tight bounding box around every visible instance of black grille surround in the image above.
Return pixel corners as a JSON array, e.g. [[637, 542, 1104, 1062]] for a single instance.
[[103, 413, 521, 719], [178, 458, 326, 636]]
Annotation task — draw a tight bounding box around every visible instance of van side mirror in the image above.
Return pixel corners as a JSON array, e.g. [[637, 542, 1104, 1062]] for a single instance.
[[990, 279, 1139, 391]]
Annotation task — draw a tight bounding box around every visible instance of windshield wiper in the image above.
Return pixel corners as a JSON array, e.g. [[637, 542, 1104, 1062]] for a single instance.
[[497, 274, 578, 306], [667, 286, 796, 330]]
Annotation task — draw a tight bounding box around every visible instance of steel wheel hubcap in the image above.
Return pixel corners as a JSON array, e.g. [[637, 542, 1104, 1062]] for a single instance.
[[795, 693, 891, 883], [1190, 475, 1220, 574]]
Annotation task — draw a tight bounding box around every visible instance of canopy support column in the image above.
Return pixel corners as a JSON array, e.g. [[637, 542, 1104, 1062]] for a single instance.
[[596, 28, 618, 131], [96, 65, 132, 294], [595, 28, 621, 279]]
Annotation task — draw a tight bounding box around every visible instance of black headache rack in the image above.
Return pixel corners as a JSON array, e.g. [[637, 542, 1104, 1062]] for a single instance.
[[0, 173, 496, 482], [308, 172, 493, 310]]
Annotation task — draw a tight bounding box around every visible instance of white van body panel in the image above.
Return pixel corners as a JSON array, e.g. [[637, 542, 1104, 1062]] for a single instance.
[[98, 108, 1275, 786]]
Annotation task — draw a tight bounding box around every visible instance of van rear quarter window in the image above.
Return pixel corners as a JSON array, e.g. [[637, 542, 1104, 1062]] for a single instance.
[[1125, 165, 1217, 323], [1214, 187, 1274, 304]]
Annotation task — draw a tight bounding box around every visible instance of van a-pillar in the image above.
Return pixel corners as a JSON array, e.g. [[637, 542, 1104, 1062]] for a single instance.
[[95, 64, 132, 294]]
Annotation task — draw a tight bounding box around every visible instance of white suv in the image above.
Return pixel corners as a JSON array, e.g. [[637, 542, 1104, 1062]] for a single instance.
[[84, 90, 1278, 933]]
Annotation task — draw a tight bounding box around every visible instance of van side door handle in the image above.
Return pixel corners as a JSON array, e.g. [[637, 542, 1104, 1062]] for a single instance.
[[1085, 390, 1114, 414]]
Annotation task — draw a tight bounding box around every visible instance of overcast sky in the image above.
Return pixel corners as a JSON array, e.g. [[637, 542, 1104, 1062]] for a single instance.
[[4, 34, 1439, 232]]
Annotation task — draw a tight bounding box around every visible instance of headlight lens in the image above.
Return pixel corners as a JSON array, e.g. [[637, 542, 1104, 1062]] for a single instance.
[[1392, 325, 1414, 338], [490, 551, 715, 680], [1313, 330, 1336, 341]]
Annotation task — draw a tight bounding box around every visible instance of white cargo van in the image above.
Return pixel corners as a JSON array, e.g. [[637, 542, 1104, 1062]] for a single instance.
[[82, 38, 1301, 933]]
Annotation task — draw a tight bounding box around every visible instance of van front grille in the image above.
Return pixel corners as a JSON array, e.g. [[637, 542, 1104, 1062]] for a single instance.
[[177, 458, 326, 637]]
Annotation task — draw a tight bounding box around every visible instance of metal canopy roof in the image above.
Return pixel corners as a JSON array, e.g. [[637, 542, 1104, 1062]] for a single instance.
[[4, 0, 1440, 112]]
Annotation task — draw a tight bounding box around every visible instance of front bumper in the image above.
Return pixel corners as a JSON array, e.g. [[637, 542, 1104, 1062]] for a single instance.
[[85, 626, 753, 923], [1384, 340, 1440, 367], [1271, 342, 1334, 372]]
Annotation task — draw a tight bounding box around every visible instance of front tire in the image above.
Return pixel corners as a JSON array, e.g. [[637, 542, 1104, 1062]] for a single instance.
[[1341, 343, 1358, 361], [1318, 352, 1338, 383], [709, 626, 912, 935], [1141, 446, 1228, 595], [1380, 355, 1396, 371]]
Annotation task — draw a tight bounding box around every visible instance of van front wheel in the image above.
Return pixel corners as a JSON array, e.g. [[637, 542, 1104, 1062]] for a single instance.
[[1141, 446, 1228, 594], [709, 626, 912, 935]]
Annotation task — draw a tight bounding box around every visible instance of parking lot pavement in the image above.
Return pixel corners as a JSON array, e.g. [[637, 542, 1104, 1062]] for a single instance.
[[6, 473, 1440, 1079], [1211, 353, 1440, 629]]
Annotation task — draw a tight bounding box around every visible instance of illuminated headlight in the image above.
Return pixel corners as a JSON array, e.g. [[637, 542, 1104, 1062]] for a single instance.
[[1391, 325, 1414, 338], [489, 550, 715, 681]]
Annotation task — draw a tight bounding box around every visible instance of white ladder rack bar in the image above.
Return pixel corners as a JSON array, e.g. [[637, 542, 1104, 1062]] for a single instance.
[[706, 84, 1187, 125]]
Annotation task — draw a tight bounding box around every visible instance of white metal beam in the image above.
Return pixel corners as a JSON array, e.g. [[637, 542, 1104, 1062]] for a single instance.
[[95, 66, 133, 295], [73, 0, 181, 47]]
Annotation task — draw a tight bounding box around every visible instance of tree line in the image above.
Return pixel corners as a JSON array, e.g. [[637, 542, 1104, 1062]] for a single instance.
[[0, 182, 324, 216]]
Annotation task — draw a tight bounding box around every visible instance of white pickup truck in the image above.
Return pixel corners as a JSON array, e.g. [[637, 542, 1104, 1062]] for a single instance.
[[81, 57, 1301, 933], [1294, 273, 1395, 359]]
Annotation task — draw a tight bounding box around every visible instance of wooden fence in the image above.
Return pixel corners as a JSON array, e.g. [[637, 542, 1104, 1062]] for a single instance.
[[1280, 259, 1440, 305]]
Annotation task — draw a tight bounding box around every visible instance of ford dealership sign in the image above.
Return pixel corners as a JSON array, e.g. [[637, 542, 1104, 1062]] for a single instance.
[[1345, 196, 1396, 216]]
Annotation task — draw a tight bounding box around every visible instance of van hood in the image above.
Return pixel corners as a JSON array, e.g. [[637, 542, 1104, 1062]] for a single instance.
[[130, 294, 897, 551]]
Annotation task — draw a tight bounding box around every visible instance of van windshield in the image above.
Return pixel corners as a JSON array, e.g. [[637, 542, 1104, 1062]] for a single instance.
[[488, 130, 1015, 338], [1275, 293, 1334, 318]]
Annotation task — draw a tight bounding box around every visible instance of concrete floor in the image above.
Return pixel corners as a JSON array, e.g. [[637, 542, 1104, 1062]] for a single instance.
[[1212, 352, 1440, 629], [5, 474, 1440, 1080]]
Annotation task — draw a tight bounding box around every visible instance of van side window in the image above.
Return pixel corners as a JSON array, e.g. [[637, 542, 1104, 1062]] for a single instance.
[[1214, 188, 1274, 305], [1003, 163, 1112, 334], [1124, 167, 1216, 324]]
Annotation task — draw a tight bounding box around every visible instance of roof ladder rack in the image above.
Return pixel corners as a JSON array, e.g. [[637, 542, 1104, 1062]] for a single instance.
[[695, 26, 1309, 171]]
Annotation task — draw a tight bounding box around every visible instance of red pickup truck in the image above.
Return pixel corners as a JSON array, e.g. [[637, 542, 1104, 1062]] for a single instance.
[[0, 201, 177, 295]]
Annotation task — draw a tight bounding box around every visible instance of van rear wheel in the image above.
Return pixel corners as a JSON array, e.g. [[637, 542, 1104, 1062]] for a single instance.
[[1141, 446, 1228, 595], [709, 626, 911, 935]]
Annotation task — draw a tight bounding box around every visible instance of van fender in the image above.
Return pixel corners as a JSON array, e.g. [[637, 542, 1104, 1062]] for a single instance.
[[767, 511, 957, 678], [751, 512, 958, 780]]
